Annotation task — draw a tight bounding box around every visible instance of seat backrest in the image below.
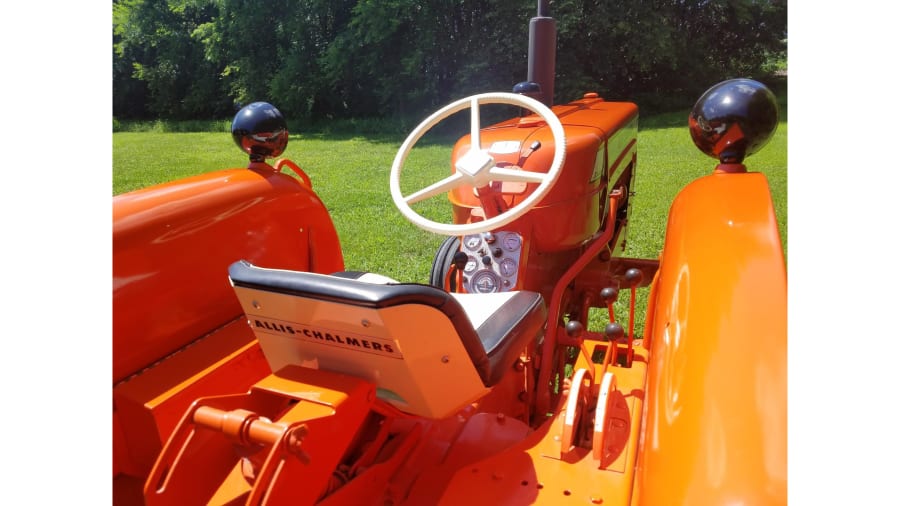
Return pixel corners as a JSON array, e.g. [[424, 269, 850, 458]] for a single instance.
[[228, 260, 490, 419]]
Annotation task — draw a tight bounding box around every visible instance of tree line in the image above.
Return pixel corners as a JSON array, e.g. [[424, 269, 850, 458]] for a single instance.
[[113, 0, 786, 122]]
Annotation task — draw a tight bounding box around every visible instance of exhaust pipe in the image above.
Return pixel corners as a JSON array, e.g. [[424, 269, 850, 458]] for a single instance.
[[527, 0, 557, 106]]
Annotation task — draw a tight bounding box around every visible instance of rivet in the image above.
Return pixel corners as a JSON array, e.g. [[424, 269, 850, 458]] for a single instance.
[[361, 319, 371, 327], [252, 300, 261, 309], [441, 355, 450, 363]]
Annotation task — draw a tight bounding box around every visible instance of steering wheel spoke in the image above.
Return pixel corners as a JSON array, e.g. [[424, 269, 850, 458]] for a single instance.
[[469, 97, 482, 151], [390, 92, 566, 236], [487, 166, 549, 184], [404, 172, 466, 205]]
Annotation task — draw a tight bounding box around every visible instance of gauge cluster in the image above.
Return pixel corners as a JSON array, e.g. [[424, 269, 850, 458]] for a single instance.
[[459, 231, 524, 293]]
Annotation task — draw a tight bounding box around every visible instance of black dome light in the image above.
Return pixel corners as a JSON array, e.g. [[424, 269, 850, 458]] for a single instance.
[[688, 79, 779, 164], [231, 102, 289, 162]]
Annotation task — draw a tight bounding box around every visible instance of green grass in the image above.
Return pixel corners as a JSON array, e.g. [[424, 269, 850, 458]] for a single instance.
[[113, 104, 787, 339]]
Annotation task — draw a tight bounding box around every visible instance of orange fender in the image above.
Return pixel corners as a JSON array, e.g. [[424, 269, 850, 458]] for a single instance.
[[113, 164, 344, 492], [113, 165, 343, 384], [635, 171, 787, 505]]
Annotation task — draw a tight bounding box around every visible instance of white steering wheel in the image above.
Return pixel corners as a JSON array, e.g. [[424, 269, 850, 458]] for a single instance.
[[389, 92, 566, 236]]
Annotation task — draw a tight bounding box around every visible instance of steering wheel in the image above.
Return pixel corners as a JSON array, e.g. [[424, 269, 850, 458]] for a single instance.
[[389, 92, 566, 236]]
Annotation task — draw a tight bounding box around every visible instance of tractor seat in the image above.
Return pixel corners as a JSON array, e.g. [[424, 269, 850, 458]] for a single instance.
[[228, 260, 547, 419]]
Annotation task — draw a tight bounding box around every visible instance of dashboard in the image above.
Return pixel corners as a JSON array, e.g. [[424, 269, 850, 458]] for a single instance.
[[459, 230, 524, 293]]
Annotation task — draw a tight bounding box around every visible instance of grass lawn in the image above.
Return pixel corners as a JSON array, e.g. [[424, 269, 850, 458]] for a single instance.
[[113, 101, 787, 337]]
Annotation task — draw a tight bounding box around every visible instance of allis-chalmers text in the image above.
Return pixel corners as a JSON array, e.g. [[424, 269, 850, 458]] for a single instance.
[[250, 317, 401, 358]]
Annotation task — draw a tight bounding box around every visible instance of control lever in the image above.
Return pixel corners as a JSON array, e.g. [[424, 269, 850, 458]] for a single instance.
[[624, 268, 643, 366], [604, 322, 625, 369], [566, 320, 593, 371], [599, 287, 618, 323], [516, 140, 542, 166], [445, 251, 469, 293]]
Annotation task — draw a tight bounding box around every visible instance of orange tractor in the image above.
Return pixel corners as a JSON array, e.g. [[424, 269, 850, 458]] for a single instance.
[[113, 4, 785, 505]]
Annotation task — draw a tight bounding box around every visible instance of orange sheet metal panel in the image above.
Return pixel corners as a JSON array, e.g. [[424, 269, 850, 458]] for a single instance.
[[113, 167, 344, 384], [635, 172, 787, 505]]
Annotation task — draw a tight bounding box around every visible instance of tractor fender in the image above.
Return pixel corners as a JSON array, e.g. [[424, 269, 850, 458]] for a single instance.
[[113, 166, 344, 383], [113, 166, 343, 482], [634, 171, 786, 505]]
